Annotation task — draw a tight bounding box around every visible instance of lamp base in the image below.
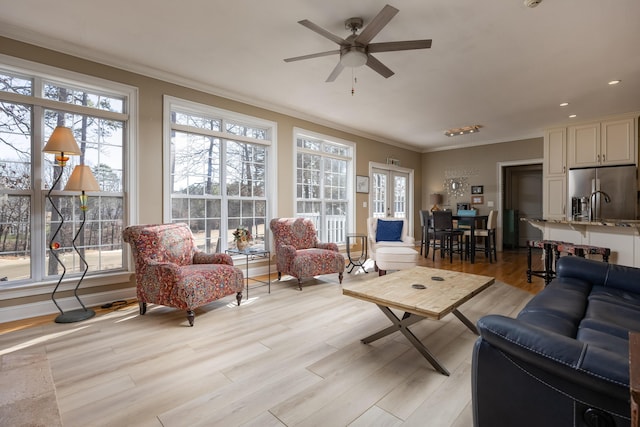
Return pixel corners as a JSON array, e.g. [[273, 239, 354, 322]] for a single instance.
[[55, 308, 95, 323], [431, 204, 441, 211]]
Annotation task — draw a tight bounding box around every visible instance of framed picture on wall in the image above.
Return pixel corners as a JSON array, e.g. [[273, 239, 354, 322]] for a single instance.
[[356, 175, 370, 193], [471, 185, 484, 194], [471, 195, 484, 205]]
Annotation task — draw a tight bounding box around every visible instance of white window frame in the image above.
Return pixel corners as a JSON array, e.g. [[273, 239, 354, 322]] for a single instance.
[[293, 127, 355, 244], [0, 54, 138, 297], [162, 96, 277, 251]]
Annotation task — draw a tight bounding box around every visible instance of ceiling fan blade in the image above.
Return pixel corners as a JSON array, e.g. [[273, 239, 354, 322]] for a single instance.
[[284, 50, 340, 62], [298, 19, 347, 45], [368, 39, 432, 53], [366, 55, 394, 78], [355, 4, 399, 45], [326, 62, 345, 82]]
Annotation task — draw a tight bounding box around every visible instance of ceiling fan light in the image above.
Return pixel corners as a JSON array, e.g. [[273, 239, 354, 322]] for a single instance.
[[341, 49, 367, 67]]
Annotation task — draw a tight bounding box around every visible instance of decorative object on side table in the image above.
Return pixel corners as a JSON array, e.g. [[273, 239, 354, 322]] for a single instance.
[[430, 193, 443, 211], [233, 226, 252, 251]]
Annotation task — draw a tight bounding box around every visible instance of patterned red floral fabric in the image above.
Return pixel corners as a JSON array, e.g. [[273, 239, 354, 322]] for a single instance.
[[270, 218, 344, 285], [123, 223, 244, 311]]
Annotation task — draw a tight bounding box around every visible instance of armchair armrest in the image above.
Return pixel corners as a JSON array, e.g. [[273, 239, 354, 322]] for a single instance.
[[277, 244, 297, 259], [193, 251, 234, 265], [402, 236, 416, 245], [317, 242, 339, 252]]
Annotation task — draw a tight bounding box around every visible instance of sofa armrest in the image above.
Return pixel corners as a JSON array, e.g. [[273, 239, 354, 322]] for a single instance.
[[193, 251, 233, 265], [477, 314, 629, 400]]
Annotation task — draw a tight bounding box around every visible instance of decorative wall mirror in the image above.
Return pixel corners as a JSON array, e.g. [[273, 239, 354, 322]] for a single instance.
[[444, 177, 468, 198]]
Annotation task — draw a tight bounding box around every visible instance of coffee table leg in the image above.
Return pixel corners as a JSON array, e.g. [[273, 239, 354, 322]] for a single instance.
[[362, 305, 450, 376], [452, 308, 479, 335]]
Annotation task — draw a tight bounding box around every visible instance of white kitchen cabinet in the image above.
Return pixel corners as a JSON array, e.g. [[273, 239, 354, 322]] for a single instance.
[[543, 176, 566, 220], [601, 117, 635, 165], [568, 117, 636, 168], [544, 127, 566, 176], [543, 127, 567, 220]]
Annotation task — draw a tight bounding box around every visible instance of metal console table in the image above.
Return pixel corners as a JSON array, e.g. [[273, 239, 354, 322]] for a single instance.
[[226, 247, 271, 300], [346, 233, 368, 273]]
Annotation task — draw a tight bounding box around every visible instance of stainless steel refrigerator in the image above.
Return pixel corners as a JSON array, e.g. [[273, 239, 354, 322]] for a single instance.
[[568, 165, 637, 221]]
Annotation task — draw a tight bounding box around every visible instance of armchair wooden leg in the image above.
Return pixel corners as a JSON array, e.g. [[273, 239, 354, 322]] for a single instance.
[[186, 310, 195, 327], [277, 271, 282, 280], [236, 292, 242, 306], [297, 279, 303, 291], [139, 301, 147, 315], [339, 272, 343, 284]]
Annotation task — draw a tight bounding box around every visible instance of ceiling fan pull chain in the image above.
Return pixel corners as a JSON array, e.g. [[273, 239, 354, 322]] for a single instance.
[[351, 69, 357, 96]]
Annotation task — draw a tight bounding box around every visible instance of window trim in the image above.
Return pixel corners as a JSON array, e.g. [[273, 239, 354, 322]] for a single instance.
[[293, 127, 355, 244], [0, 53, 138, 294]]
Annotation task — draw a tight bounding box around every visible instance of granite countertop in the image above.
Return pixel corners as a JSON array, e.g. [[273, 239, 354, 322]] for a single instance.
[[522, 217, 640, 228]]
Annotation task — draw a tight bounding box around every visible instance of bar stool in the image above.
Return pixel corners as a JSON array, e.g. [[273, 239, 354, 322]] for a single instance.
[[555, 242, 611, 267], [526, 239, 564, 285]]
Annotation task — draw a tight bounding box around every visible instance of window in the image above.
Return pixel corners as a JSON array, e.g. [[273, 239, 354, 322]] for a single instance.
[[0, 56, 134, 286], [164, 97, 275, 252], [294, 129, 354, 244]]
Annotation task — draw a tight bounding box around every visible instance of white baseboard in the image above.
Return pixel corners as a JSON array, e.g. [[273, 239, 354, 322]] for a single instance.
[[0, 287, 137, 324]]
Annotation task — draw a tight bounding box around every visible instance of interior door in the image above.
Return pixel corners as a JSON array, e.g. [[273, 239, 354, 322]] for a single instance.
[[506, 165, 543, 247], [371, 167, 410, 219]]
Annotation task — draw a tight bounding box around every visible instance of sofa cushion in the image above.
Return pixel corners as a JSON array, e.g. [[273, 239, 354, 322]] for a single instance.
[[581, 298, 640, 340], [375, 220, 404, 242]]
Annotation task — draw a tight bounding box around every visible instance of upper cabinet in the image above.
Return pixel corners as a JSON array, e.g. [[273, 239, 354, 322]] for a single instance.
[[544, 127, 566, 176], [568, 117, 636, 168], [543, 128, 567, 220]]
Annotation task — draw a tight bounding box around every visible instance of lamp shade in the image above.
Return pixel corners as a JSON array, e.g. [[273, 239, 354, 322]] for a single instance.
[[64, 165, 100, 192], [430, 193, 443, 204], [43, 126, 81, 155]]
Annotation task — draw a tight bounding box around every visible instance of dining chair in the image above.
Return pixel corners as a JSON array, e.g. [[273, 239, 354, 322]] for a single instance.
[[419, 210, 431, 257], [464, 209, 498, 263], [432, 210, 464, 262]]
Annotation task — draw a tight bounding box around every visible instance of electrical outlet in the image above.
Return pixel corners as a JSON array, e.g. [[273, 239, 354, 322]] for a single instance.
[[363, 201, 367, 208]]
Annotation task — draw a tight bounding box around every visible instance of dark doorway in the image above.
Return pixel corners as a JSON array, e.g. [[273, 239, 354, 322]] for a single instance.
[[503, 164, 543, 247]]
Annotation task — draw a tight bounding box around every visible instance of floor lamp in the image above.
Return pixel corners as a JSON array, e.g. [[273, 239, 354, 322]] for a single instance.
[[60, 165, 100, 322], [42, 126, 85, 323]]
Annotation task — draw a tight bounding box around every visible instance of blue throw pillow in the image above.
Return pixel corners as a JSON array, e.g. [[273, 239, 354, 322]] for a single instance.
[[376, 220, 404, 242]]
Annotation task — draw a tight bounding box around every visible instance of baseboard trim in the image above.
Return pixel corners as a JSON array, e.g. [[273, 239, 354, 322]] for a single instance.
[[0, 287, 136, 324]]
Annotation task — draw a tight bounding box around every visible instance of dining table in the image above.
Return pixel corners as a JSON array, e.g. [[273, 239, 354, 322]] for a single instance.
[[452, 214, 489, 264]]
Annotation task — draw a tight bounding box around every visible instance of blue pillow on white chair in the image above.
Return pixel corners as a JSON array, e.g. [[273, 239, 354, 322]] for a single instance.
[[375, 219, 404, 242]]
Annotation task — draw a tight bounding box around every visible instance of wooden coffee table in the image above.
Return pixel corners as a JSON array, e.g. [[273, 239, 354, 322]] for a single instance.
[[342, 266, 495, 376]]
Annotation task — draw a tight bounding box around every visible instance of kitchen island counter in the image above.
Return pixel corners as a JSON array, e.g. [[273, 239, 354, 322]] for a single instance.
[[522, 217, 640, 267]]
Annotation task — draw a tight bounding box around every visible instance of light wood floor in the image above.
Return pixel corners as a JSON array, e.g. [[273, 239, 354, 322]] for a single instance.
[[0, 248, 543, 426]]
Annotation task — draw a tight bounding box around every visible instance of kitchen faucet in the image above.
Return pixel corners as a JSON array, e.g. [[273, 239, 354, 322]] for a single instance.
[[589, 190, 611, 222]]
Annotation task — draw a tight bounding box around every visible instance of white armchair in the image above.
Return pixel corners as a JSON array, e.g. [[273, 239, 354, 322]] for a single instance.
[[367, 217, 416, 265]]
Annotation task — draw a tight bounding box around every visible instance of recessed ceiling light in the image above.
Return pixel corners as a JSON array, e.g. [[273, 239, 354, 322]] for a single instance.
[[560, 102, 569, 107], [608, 80, 621, 85], [569, 114, 577, 118]]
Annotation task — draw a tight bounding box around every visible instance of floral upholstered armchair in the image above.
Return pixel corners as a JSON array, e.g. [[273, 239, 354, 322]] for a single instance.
[[123, 223, 244, 326], [269, 218, 345, 290]]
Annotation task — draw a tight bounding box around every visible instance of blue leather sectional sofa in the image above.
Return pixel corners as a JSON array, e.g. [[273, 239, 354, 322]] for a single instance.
[[472, 256, 639, 427]]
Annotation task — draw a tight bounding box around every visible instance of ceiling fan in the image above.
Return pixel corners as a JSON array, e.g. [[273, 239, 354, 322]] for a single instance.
[[284, 4, 432, 82]]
